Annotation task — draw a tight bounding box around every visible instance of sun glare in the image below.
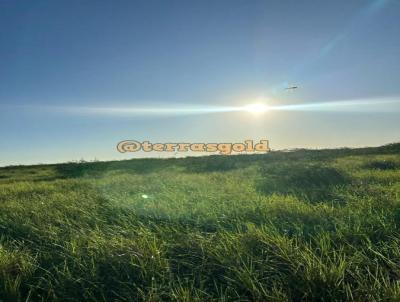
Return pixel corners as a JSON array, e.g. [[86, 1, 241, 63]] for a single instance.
[[243, 103, 269, 114]]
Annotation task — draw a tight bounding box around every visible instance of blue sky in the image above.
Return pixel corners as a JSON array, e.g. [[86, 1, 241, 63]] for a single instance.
[[0, 0, 399, 165]]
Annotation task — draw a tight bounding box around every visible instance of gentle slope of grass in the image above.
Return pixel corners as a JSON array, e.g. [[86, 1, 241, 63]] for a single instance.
[[0, 144, 400, 301]]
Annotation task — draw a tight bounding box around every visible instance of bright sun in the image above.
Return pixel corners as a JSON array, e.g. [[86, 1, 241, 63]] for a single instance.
[[243, 103, 269, 114]]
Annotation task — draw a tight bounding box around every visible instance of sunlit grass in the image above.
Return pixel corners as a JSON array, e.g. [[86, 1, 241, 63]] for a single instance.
[[0, 144, 399, 301]]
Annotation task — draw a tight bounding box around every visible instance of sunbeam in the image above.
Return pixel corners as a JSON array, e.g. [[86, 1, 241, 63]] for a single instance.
[[269, 97, 400, 112], [38, 96, 400, 117]]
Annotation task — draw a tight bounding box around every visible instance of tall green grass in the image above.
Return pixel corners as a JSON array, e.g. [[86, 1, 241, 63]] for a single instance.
[[0, 144, 399, 301]]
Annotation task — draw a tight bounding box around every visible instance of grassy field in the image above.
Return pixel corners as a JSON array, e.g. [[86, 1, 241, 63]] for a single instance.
[[1, 144, 400, 301]]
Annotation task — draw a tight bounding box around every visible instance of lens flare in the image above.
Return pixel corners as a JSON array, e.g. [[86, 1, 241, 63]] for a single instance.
[[30, 96, 400, 117]]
